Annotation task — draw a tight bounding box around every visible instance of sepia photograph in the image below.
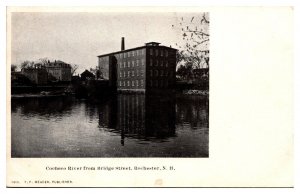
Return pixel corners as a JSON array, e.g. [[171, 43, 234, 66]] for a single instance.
[[10, 11, 209, 158], [6, 6, 294, 188]]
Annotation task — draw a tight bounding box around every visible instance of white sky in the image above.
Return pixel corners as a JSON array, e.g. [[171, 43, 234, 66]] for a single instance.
[[11, 12, 208, 74]]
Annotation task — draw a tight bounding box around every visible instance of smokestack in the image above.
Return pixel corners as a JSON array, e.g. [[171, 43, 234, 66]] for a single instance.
[[121, 37, 125, 51]]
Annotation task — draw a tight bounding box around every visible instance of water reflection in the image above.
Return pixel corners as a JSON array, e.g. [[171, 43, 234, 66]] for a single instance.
[[116, 95, 176, 145], [176, 95, 209, 129], [11, 94, 208, 157], [11, 97, 74, 120]]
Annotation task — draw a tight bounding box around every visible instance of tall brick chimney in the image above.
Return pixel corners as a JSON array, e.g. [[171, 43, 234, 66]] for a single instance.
[[121, 37, 125, 51]]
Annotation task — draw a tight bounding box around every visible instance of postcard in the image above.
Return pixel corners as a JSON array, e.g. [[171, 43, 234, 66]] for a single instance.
[[6, 6, 293, 187]]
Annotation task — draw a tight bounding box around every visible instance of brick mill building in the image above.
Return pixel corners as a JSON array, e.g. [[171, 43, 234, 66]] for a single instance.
[[97, 38, 177, 93]]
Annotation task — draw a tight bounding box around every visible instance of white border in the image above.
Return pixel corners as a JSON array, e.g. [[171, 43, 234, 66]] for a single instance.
[[1, 0, 299, 194]]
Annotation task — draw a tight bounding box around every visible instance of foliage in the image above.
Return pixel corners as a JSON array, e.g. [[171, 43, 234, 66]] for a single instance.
[[20, 60, 35, 69], [11, 64, 18, 72], [176, 64, 193, 80], [90, 67, 103, 80], [11, 73, 33, 86]]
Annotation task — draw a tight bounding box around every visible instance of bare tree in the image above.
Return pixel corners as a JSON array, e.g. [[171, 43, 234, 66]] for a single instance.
[[71, 64, 79, 75], [39, 57, 50, 66], [172, 13, 210, 80]]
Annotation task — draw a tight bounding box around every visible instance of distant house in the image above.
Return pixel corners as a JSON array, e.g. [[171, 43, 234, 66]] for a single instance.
[[71, 75, 81, 83], [11, 71, 32, 86], [81, 70, 95, 81], [21, 67, 48, 85], [45, 60, 72, 82]]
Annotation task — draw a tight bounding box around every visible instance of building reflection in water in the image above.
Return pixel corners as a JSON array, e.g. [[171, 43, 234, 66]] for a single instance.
[[175, 95, 209, 129], [11, 94, 208, 157], [11, 96, 74, 119], [98, 94, 176, 145]]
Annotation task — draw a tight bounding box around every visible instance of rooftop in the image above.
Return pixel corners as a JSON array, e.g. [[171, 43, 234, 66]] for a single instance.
[[145, 42, 161, 46], [46, 60, 71, 68], [97, 42, 176, 58]]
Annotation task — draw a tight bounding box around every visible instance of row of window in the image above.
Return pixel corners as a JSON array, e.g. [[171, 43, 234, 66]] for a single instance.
[[119, 70, 173, 78], [118, 59, 170, 69], [119, 80, 169, 88], [99, 50, 146, 62], [149, 80, 169, 88], [149, 49, 169, 57], [119, 70, 144, 78], [149, 70, 172, 77], [119, 80, 144, 87], [99, 48, 170, 62], [117, 49, 145, 58], [149, 59, 169, 67], [119, 59, 145, 68]]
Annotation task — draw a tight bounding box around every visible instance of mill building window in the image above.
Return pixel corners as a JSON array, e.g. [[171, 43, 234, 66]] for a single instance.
[[160, 70, 164, 76]]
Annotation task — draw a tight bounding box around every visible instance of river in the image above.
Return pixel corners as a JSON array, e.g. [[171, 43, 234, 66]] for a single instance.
[[11, 94, 208, 157]]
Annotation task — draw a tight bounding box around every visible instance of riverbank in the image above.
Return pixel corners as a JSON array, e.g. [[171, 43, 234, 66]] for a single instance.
[[11, 93, 71, 99], [181, 90, 209, 96]]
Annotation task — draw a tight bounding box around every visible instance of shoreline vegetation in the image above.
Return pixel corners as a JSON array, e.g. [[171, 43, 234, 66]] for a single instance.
[[182, 89, 208, 96], [10, 88, 209, 99], [11, 78, 209, 99]]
